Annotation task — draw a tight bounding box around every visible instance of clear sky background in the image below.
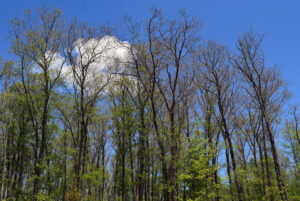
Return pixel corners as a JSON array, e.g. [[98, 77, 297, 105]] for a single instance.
[[0, 0, 299, 105]]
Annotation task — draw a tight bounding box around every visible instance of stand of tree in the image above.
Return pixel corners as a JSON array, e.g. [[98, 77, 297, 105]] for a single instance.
[[0, 7, 299, 201]]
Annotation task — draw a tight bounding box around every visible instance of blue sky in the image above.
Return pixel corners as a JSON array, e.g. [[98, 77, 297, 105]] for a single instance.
[[1, 0, 299, 105]]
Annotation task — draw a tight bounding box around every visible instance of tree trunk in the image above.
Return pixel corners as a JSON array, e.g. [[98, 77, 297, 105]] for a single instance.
[[0, 78, 8, 200]]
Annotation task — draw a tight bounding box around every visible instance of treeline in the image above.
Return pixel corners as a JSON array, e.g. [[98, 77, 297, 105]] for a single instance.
[[0, 7, 299, 201]]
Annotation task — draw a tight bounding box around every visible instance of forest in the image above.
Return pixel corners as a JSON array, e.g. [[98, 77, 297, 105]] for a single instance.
[[0, 7, 299, 201]]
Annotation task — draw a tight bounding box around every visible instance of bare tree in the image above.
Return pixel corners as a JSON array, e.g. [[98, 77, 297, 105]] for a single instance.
[[61, 21, 111, 194], [195, 55, 221, 201], [140, 9, 200, 201], [233, 31, 290, 201], [199, 41, 245, 201]]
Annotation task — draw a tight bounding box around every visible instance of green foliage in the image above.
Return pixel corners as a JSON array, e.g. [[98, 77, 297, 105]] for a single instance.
[[178, 130, 220, 200]]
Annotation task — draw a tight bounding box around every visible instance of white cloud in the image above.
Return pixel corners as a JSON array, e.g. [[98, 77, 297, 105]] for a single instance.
[[27, 36, 136, 96], [60, 35, 135, 94]]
